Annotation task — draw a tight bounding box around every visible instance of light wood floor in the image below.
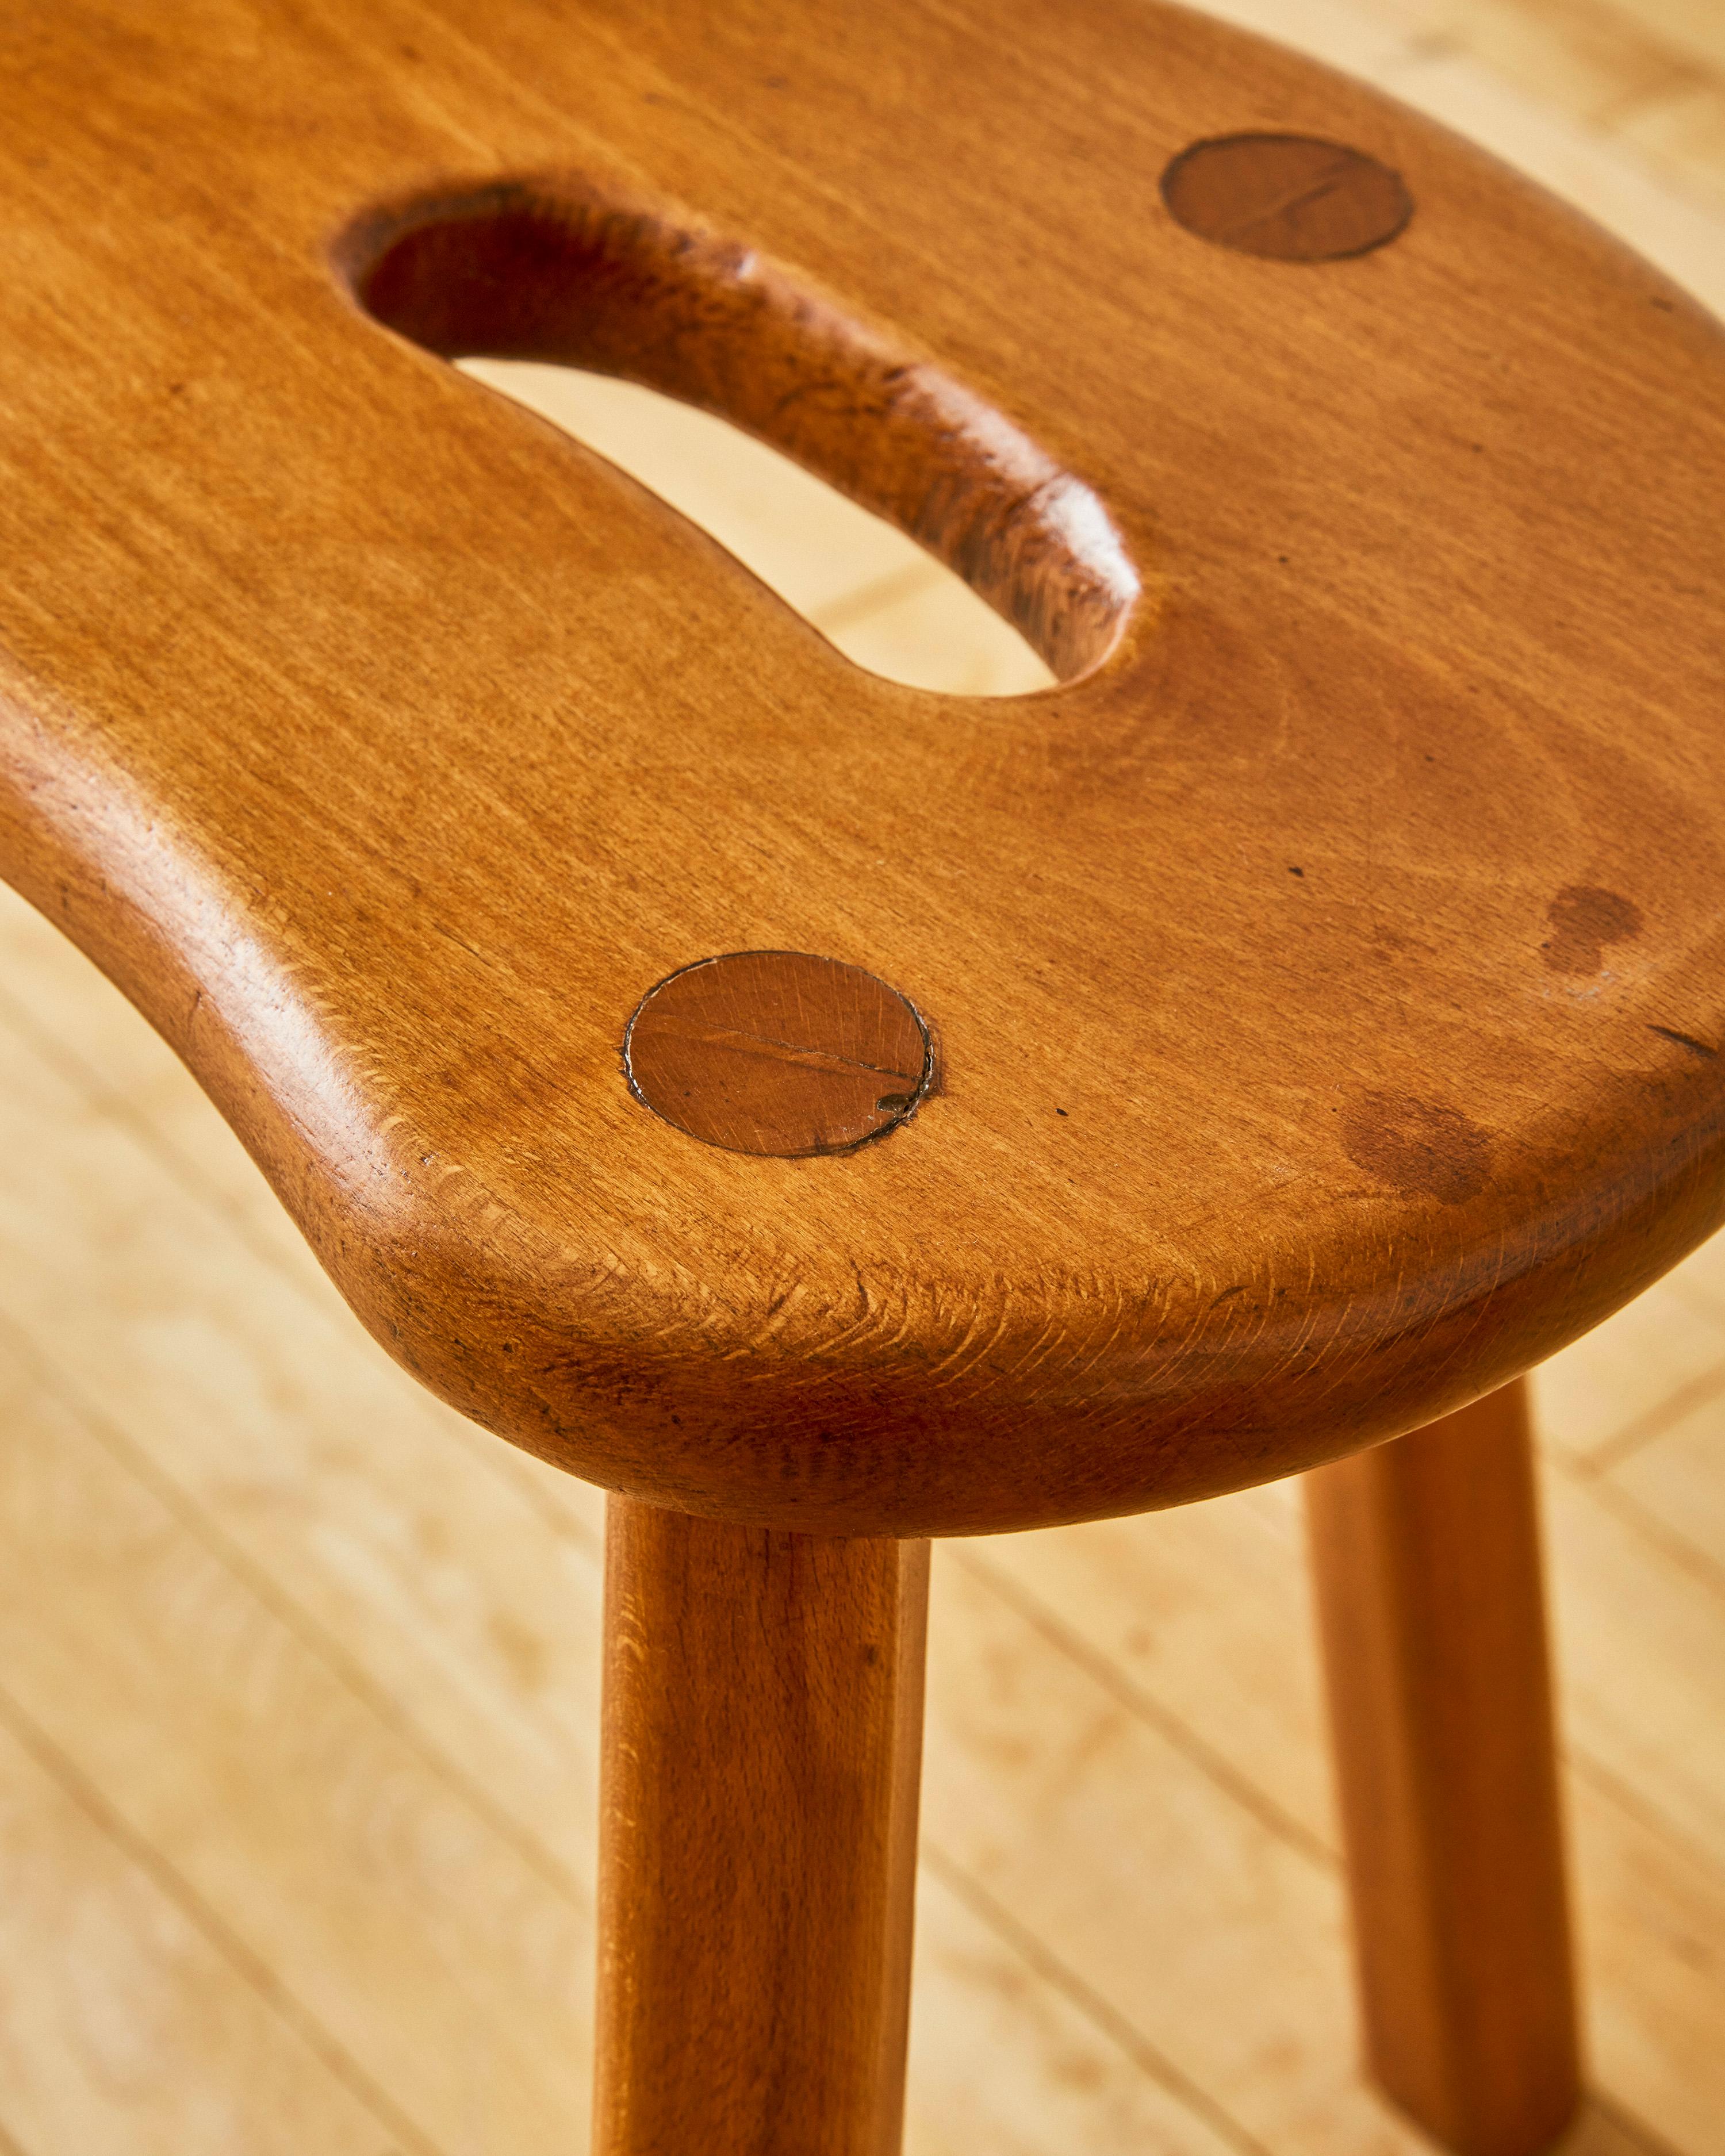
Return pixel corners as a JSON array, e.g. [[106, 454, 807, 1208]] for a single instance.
[[4, 7, 1724, 2152]]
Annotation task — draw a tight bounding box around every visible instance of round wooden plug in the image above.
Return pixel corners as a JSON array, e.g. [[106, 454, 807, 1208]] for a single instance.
[[1160, 132, 1413, 261], [624, 950, 933, 1158]]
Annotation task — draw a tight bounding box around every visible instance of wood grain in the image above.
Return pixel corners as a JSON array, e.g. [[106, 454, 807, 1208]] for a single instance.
[[0, 1334, 588, 2155], [1159, 134, 1415, 259], [5, 860, 1725, 2148], [623, 949, 933, 1156], [1305, 1383, 1580, 2156], [0, 0, 1720, 1532], [0, 1712, 401, 2156], [595, 1499, 927, 2155]]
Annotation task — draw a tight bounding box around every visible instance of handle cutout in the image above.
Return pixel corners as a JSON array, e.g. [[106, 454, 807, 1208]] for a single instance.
[[452, 358, 1052, 695], [339, 179, 1137, 690]]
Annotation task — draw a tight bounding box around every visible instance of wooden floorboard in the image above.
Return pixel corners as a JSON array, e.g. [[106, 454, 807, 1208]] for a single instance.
[[1, 6, 1722, 2147], [0, 1700, 413, 2156]]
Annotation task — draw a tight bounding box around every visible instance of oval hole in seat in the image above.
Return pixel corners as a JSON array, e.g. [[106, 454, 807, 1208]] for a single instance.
[[340, 179, 1138, 696], [455, 359, 1053, 696]]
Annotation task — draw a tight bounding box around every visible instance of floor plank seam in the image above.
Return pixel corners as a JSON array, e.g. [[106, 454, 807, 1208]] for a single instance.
[[1590, 57, 1711, 132], [1578, 1359, 1725, 1475], [0, 975, 302, 1295], [443, 1415, 606, 1556], [1563, 1740, 1725, 1898], [1553, 1457, 1725, 1611], [946, 1545, 1338, 1870], [1585, 2082, 1695, 2156], [0, 975, 617, 1574], [808, 558, 948, 634], [0, 1676, 442, 2156], [919, 1840, 1278, 2156], [0, 1299, 593, 1915], [1356, 0, 1725, 200]]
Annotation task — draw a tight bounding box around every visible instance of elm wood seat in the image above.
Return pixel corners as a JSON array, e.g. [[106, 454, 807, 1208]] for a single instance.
[[3, 0, 1723, 2150]]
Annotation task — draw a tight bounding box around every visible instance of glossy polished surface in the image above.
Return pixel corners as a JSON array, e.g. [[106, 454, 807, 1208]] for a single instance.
[[0, 0, 1722, 1530], [1159, 133, 1416, 259], [624, 952, 933, 1158]]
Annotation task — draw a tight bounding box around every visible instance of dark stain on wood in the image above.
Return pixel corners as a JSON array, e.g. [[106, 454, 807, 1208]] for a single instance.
[[1159, 133, 1414, 262], [1649, 1025, 1718, 1060], [623, 952, 933, 1158], [1340, 1092, 1492, 1206], [1541, 886, 1643, 976]]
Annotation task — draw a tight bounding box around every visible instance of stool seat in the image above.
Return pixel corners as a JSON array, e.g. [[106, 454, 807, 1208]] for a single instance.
[[2, 0, 1723, 1536]]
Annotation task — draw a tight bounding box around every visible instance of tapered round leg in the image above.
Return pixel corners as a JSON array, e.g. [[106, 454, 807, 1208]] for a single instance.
[[1305, 1380, 1581, 2156], [594, 1494, 929, 2156]]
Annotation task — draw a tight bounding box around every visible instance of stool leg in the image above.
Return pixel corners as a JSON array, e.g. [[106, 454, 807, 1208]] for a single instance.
[[593, 1494, 929, 2156], [1305, 1379, 1580, 2155]]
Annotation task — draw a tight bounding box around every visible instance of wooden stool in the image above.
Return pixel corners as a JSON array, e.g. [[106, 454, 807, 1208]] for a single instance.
[[3, 3, 1722, 2152]]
